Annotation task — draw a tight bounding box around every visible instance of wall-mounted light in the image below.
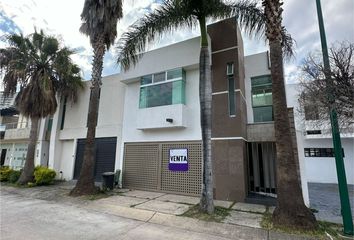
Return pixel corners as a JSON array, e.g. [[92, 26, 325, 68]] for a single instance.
[[166, 118, 173, 123]]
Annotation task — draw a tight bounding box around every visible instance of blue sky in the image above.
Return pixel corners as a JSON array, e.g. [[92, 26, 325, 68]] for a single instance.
[[0, 0, 353, 83]]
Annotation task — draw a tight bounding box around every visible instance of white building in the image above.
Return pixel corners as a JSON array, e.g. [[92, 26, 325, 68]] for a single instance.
[[286, 84, 354, 185], [1, 17, 352, 205]]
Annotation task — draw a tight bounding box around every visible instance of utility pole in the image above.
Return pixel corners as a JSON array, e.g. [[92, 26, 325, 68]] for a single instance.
[[315, 0, 353, 235]]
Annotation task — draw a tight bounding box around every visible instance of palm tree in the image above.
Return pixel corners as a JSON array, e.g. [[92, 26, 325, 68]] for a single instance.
[[70, 0, 123, 196], [0, 31, 83, 185], [117, 0, 272, 214], [262, 0, 317, 229]]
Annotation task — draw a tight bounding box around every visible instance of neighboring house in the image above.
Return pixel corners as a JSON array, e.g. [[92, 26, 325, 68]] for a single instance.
[[47, 74, 125, 181], [286, 84, 354, 185], [0, 92, 50, 169], [46, 18, 310, 205]]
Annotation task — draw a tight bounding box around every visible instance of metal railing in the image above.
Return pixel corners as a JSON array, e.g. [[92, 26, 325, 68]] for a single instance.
[[1, 121, 30, 130]]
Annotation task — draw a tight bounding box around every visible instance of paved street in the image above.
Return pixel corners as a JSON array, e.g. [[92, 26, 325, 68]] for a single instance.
[[0, 184, 317, 240], [308, 183, 354, 224], [0, 190, 234, 240]]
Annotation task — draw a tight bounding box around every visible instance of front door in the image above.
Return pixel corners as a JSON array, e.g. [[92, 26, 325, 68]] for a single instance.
[[247, 142, 277, 197]]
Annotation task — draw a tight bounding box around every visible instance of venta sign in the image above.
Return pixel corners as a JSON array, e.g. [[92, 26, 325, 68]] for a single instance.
[[169, 148, 188, 171]]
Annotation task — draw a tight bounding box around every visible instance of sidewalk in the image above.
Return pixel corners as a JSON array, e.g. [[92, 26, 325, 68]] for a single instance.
[[0, 182, 321, 240]]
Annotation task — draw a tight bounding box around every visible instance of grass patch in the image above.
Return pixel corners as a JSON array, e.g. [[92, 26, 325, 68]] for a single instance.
[[261, 212, 344, 239], [180, 204, 230, 222]]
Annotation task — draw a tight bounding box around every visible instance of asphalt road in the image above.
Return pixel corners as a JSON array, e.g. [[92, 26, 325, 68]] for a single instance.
[[0, 190, 232, 240]]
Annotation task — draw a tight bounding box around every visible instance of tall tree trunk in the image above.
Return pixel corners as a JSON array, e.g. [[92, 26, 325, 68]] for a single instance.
[[17, 117, 39, 185], [269, 40, 317, 230], [70, 35, 106, 196], [262, 0, 317, 230], [198, 17, 214, 214]]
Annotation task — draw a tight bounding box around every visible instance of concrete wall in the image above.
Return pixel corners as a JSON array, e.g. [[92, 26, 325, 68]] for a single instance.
[[120, 37, 200, 83], [303, 138, 354, 185]]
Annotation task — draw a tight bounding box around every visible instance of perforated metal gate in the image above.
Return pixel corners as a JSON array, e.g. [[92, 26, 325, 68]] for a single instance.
[[123, 142, 202, 196], [123, 143, 159, 190]]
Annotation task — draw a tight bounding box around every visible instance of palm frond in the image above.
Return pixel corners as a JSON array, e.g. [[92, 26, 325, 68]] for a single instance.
[[116, 0, 198, 70], [211, 0, 294, 58], [212, 0, 266, 38], [281, 27, 296, 60], [80, 0, 123, 49], [1, 31, 83, 118]]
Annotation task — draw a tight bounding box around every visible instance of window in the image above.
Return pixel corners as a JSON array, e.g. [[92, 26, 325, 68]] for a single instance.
[[306, 130, 321, 135], [227, 63, 236, 116], [304, 104, 320, 120], [139, 68, 186, 108], [60, 98, 67, 130], [304, 148, 345, 157], [251, 75, 273, 122], [47, 117, 53, 132]]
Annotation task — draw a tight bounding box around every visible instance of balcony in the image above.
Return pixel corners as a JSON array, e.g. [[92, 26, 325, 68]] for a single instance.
[[2, 122, 30, 140]]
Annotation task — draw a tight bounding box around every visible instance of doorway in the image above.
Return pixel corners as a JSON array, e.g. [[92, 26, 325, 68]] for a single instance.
[[1, 149, 6, 166], [247, 142, 277, 197]]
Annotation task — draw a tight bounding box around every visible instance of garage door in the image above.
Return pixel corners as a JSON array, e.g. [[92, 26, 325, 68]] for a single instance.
[[74, 137, 117, 181], [123, 141, 202, 196]]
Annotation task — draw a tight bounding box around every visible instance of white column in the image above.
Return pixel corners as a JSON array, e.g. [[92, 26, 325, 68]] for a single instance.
[[296, 130, 310, 206], [48, 98, 64, 172]]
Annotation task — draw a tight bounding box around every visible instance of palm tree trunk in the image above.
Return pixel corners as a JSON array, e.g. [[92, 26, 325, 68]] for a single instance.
[[269, 40, 316, 229], [70, 35, 105, 196], [17, 117, 39, 184], [198, 17, 214, 214]]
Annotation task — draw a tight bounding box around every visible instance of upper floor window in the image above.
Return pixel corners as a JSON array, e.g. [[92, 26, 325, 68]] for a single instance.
[[304, 104, 320, 120], [139, 68, 186, 108], [251, 75, 273, 122], [227, 62, 236, 116]]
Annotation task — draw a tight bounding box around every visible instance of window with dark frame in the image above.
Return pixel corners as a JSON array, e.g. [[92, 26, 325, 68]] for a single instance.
[[227, 62, 236, 116], [306, 130, 322, 135], [60, 97, 67, 130], [304, 148, 345, 157], [139, 68, 186, 108], [251, 75, 273, 122]]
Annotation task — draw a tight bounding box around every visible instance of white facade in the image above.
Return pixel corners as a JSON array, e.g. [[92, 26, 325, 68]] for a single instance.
[[286, 83, 354, 185], [119, 38, 203, 171], [48, 74, 126, 180]]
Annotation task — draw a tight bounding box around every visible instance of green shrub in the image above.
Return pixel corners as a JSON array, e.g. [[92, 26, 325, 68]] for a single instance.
[[34, 166, 56, 185], [8, 170, 21, 183], [0, 166, 13, 182]]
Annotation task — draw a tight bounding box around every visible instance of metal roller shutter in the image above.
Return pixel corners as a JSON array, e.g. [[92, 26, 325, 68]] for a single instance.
[[73, 137, 117, 181]]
